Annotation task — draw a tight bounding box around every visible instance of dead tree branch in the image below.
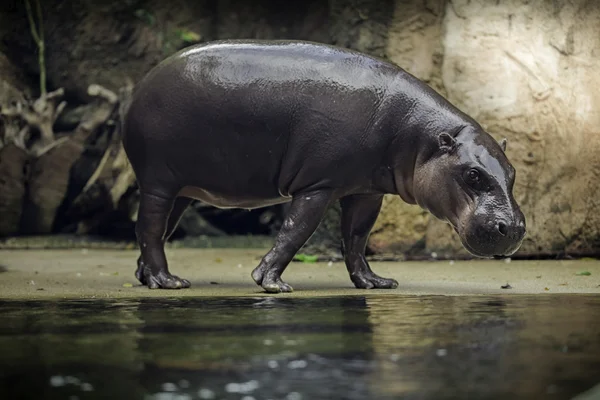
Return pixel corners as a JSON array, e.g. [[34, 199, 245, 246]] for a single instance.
[[1, 88, 66, 155], [77, 84, 118, 134], [0, 107, 29, 151]]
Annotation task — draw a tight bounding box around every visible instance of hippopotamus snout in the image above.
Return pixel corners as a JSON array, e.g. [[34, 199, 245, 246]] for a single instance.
[[491, 209, 526, 256], [465, 207, 526, 258]]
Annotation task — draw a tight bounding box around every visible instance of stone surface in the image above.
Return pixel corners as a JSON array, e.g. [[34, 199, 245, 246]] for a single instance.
[[0, 53, 32, 236], [0, 52, 31, 104], [370, 0, 600, 257], [1, 0, 599, 256], [369, 195, 429, 255], [439, 0, 600, 255]]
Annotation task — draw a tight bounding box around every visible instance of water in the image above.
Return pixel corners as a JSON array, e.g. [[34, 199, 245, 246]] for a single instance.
[[0, 295, 599, 400]]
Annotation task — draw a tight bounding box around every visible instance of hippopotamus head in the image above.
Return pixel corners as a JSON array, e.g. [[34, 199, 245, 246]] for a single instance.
[[412, 126, 526, 258]]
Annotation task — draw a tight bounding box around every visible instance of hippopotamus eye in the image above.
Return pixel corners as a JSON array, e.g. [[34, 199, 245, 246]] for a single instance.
[[464, 168, 487, 190], [467, 169, 480, 182]]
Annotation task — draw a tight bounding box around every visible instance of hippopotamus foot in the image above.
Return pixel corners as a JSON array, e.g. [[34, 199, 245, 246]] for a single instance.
[[252, 190, 335, 293], [251, 266, 294, 293], [340, 194, 398, 290], [146, 270, 191, 289], [134, 191, 193, 289], [349, 269, 399, 289], [135, 255, 191, 289], [135, 255, 147, 285]]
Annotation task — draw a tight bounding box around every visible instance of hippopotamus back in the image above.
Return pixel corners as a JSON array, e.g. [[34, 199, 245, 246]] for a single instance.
[[123, 40, 464, 207]]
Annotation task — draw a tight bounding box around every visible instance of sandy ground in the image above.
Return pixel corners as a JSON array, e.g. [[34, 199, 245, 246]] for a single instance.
[[0, 248, 599, 299]]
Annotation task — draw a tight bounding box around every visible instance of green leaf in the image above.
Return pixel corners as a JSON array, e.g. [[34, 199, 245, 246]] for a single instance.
[[176, 29, 201, 43], [294, 254, 318, 263], [575, 271, 592, 276], [122, 283, 133, 288]]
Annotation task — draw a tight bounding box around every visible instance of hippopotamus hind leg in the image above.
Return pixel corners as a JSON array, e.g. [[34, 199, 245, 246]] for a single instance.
[[340, 194, 399, 289], [251, 190, 334, 293], [135, 191, 192, 289], [136, 196, 192, 286]]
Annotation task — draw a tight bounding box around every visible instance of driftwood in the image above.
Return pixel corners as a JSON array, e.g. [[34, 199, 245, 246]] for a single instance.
[[0, 90, 31, 236], [0, 79, 225, 238], [21, 85, 119, 234], [0, 84, 119, 235], [1, 88, 67, 155], [0, 96, 30, 151], [0, 144, 29, 235], [66, 83, 138, 234]]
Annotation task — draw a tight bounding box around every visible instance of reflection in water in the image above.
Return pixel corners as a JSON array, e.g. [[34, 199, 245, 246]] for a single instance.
[[0, 295, 599, 400], [366, 296, 600, 399]]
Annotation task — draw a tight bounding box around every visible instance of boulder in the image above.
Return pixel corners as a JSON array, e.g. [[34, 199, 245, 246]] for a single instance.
[[0, 52, 32, 236], [370, 0, 600, 257]]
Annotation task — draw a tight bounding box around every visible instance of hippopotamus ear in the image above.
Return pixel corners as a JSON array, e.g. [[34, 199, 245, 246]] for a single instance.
[[499, 138, 507, 152], [438, 132, 457, 153]]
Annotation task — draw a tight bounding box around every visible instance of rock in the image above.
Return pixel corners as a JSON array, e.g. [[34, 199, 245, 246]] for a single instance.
[[370, 0, 600, 257], [329, 0, 395, 57], [370, 0, 450, 255], [385, 0, 445, 92], [369, 195, 429, 254], [0, 52, 31, 104], [216, 0, 330, 43], [177, 205, 225, 237], [55, 104, 96, 131], [300, 203, 344, 260], [1, 0, 598, 256], [0, 144, 29, 236], [439, 0, 600, 256], [19, 89, 117, 234], [0, 52, 33, 237]]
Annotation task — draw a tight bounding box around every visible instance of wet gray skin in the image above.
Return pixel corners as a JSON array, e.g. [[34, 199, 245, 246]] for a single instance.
[[1, 295, 599, 400], [123, 39, 526, 292]]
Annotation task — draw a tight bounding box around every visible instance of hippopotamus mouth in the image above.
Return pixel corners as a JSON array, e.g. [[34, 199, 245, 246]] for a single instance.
[[452, 219, 525, 259]]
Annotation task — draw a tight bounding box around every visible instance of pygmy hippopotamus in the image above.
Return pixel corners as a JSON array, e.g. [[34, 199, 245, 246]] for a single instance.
[[123, 39, 526, 292]]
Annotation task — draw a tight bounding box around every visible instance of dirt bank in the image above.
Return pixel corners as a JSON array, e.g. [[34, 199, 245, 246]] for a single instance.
[[0, 249, 598, 299]]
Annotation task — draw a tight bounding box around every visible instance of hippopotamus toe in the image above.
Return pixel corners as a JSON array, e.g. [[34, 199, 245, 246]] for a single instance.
[[141, 269, 191, 290], [261, 278, 294, 293], [351, 271, 399, 290]]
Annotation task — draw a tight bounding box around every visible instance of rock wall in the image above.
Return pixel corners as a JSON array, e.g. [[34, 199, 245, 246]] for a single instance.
[[370, 0, 600, 257], [1, 0, 599, 256], [0, 53, 32, 235]]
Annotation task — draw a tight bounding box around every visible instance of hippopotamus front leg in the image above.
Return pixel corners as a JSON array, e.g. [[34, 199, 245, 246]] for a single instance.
[[135, 192, 192, 289], [252, 190, 334, 293], [340, 194, 399, 289]]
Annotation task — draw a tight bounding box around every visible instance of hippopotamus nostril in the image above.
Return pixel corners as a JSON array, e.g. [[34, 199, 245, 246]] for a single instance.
[[517, 220, 526, 238], [497, 221, 508, 236]]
